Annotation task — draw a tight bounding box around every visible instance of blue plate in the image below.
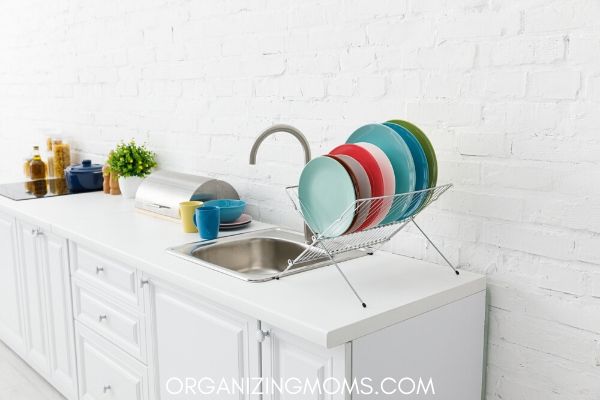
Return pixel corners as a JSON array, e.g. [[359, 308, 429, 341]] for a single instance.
[[383, 122, 429, 218], [346, 123, 416, 224], [299, 156, 356, 237]]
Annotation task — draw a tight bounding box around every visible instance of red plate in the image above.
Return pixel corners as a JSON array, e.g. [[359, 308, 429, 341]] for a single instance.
[[329, 144, 385, 230]]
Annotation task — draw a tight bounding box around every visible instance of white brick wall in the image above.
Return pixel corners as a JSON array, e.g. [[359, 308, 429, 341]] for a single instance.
[[0, 0, 599, 398]]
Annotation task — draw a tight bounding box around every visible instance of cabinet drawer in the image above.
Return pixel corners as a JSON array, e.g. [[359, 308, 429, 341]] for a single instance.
[[73, 280, 146, 362], [76, 322, 149, 400], [70, 243, 141, 307]]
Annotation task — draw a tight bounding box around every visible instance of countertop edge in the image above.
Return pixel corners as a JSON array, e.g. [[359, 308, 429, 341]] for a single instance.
[[326, 281, 487, 348]]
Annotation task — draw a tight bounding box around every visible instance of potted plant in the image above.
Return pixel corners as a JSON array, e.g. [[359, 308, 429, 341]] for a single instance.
[[108, 140, 157, 198]]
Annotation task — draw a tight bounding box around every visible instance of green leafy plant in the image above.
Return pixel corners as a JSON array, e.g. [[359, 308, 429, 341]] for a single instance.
[[108, 140, 157, 178]]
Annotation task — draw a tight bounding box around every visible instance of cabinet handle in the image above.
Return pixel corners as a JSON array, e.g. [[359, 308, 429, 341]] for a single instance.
[[98, 314, 108, 322], [140, 279, 149, 288], [30, 228, 42, 237], [256, 329, 271, 343], [103, 385, 111, 393], [95, 266, 104, 274]]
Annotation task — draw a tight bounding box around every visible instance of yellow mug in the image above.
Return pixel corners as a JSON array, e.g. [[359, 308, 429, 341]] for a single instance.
[[179, 201, 203, 233]]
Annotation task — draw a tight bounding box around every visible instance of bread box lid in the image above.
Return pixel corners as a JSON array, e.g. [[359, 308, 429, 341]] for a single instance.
[[134, 170, 239, 219]]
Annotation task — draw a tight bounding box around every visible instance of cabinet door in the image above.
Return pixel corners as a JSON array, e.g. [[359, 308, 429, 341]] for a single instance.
[[261, 325, 349, 400], [147, 279, 261, 400], [41, 231, 78, 399], [0, 211, 26, 355], [18, 222, 51, 375], [76, 322, 149, 400]]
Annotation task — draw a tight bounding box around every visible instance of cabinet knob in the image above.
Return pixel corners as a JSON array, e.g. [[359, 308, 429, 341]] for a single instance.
[[103, 385, 111, 393], [95, 266, 104, 274], [140, 279, 149, 288], [256, 329, 271, 343], [98, 314, 108, 322], [30, 228, 42, 237]]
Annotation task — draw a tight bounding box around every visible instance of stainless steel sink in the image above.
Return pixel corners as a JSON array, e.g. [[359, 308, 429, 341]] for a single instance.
[[167, 228, 365, 282]]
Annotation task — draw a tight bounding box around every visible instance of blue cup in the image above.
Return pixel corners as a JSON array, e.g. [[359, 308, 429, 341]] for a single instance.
[[193, 206, 220, 240]]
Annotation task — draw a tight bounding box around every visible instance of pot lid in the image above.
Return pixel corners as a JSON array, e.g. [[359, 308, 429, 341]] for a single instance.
[[66, 160, 103, 174]]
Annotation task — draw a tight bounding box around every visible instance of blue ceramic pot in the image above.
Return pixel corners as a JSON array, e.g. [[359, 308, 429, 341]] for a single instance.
[[64, 160, 103, 193]]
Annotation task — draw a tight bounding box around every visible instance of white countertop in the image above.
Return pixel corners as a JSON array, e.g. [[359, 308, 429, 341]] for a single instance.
[[0, 191, 485, 348]]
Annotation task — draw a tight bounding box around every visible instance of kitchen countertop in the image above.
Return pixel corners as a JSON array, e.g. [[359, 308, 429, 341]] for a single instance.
[[0, 191, 485, 348]]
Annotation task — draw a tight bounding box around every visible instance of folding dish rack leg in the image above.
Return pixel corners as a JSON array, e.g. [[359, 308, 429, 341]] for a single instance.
[[317, 241, 368, 308], [280, 184, 458, 308], [411, 219, 459, 275]]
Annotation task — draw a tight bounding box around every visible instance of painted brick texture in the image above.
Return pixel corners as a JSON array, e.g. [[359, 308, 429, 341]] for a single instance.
[[0, 1, 599, 398]]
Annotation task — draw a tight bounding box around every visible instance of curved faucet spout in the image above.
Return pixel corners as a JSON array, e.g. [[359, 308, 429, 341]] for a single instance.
[[249, 124, 313, 243], [249, 124, 311, 165]]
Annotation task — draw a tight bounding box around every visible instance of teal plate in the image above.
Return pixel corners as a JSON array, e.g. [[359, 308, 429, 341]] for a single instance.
[[387, 119, 437, 188], [387, 119, 437, 214], [299, 156, 357, 237], [347, 123, 416, 224], [384, 122, 429, 219]]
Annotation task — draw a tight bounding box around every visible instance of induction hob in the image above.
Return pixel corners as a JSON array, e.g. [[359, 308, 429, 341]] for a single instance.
[[0, 178, 101, 201]]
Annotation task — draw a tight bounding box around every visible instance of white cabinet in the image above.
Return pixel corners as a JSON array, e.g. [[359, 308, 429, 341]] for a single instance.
[[76, 322, 149, 400], [41, 230, 78, 398], [70, 244, 149, 400], [0, 211, 26, 356], [146, 279, 350, 400], [351, 291, 486, 400], [260, 325, 349, 400], [69, 242, 142, 308], [72, 280, 147, 362], [0, 209, 486, 400], [15, 221, 78, 400], [147, 279, 261, 400], [18, 222, 51, 376]]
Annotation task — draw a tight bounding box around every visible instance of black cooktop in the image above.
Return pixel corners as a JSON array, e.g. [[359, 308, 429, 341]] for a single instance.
[[0, 178, 100, 201]]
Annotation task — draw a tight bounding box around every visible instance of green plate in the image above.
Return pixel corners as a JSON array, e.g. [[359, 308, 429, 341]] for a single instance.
[[299, 156, 356, 237], [387, 120, 437, 188]]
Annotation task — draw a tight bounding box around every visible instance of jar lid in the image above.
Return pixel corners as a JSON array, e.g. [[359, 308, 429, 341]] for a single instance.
[[66, 160, 103, 174]]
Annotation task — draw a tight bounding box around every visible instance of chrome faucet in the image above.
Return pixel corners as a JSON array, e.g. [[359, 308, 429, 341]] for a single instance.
[[249, 124, 312, 165], [249, 124, 314, 243]]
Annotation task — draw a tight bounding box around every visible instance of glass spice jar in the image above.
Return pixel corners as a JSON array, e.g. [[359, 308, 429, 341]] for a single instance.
[[52, 139, 71, 177], [46, 137, 55, 178]]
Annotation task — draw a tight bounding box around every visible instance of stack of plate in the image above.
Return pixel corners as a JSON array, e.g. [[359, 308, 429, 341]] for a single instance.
[[298, 120, 437, 237], [220, 214, 252, 230]]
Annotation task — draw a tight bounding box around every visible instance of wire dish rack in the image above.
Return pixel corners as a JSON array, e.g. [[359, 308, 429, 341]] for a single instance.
[[282, 183, 458, 308]]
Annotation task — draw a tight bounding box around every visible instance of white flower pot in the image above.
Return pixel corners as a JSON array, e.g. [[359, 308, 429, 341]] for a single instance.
[[118, 176, 144, 199]]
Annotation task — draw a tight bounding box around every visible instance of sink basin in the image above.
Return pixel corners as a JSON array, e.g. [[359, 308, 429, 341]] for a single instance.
[[167, 228, 365, 282], [191, 237, 307, 275]]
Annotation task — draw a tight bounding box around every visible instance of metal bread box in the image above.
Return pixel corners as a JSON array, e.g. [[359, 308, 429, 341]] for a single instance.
[[134, 170, 239, 219]]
